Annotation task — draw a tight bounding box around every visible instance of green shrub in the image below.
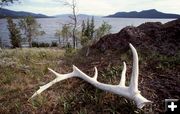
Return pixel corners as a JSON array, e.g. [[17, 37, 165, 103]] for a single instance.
[[32, 42, 50, 47], [51, 42, 58, 47], [32, 42, 39, 47]]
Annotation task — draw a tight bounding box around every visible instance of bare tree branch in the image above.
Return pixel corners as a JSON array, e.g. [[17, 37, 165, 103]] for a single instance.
[[57, 0, 78, 48]]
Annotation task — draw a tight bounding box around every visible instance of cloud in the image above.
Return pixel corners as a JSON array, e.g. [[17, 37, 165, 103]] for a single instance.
[[5, 0, 180, 16]]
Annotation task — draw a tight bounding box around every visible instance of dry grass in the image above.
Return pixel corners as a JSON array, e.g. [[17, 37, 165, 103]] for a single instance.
[[0, 47, 178, 113], [0, 47, 145, 114], [0, 48, 65, 113]]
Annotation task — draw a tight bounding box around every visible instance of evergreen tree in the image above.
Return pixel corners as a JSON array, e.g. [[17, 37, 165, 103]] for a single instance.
[[90, 16, 95, 39], [80, 17, 95, 46], [81, 20, 86, 37], [7, 17, 21, 48], [84, 18, 90, 39]]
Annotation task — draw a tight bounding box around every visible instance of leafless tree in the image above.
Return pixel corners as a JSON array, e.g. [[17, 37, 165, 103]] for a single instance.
[[60, 0, 78, 48]]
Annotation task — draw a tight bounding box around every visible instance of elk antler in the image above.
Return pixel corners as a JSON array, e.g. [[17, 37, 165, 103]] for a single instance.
[[30, 43, 151, 109]]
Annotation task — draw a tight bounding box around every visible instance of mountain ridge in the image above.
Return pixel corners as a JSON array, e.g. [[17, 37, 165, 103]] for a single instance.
[[106, 9, 180, 18], [0, 8, 50, 18]]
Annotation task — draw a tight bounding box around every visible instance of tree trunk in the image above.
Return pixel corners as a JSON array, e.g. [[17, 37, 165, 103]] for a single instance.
[[72, 0, 77, 48], [58, 36, 61, 47], [0, 37, 2, 48], [28, 33, 32, 48], [29, 38, 32, 48]]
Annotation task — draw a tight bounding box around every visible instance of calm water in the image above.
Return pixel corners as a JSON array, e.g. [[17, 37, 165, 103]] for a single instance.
[[0, 17, 174, 46]]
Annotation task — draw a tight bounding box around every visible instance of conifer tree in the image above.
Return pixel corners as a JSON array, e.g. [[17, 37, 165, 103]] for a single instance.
[[84, 18, 90, 39], [80, 17, 96, 46], [81, 20, 86, 37], [90, 16, 95, 39]]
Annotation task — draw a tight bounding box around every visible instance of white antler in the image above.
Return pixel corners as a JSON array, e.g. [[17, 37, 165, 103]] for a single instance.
[[30, 43, 151, 109]]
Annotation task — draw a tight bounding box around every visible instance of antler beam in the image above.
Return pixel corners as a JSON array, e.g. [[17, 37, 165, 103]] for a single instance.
[[30, 43, 151, 109]]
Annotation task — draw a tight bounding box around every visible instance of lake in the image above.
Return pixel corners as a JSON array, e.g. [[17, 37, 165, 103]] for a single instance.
[[0, 17, 174, 46]]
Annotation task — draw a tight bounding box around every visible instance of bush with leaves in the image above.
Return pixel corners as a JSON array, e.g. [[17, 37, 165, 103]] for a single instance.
[[94, 21, 112, 40], [32, 42, 50, 47], [64, 42, 77, 60], [7, 17, 21, 48], [51, 42, 58, 47], [55, 24, 71, 47], [19, 16, 45, 47]]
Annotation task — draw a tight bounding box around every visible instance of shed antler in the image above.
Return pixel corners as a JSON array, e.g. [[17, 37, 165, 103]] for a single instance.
[[30, 43, 151, 108]]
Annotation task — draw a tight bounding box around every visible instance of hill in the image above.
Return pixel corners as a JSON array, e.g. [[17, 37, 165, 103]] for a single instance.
[[106, 9, 180, 18], [0, 8, 50, 18]]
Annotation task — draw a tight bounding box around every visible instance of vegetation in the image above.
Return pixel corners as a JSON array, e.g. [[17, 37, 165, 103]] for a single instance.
[[56, 1, 103, 49], [54, 16, 111, 48], [2, 46, 178, 113], [60, 0, 78, 48], [32, 42, 49, 47], [94, 21, 112, 40], [7, 17, 21, 48], [0, 0, 19, 6], [90, 16, 95, 39], [55, 24, 71, 47], [0, 48, 64, 113], [0, 18, 179, 113], [0, 37, 2, 48], [80, 17, 95, 46], [51, 41, 58, 47], [1, 1, 179, 113], [31, 41, 58, 48], [19, 16, 45, 47], [0, 48, 138, 114]]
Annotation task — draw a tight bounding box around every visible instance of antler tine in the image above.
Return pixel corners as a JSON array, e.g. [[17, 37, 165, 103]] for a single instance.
[[129, 43, 139, 92], [119, 62, 127, 86], [30, 68, 75, 99], [93, 67, 98, 80]]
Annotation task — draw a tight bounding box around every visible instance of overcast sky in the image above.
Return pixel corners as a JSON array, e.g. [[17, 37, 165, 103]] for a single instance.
[[4, 0, 180, 16]]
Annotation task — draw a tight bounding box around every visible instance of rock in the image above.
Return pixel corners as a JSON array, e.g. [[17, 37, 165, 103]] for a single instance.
[[92, 19, 180, 55]]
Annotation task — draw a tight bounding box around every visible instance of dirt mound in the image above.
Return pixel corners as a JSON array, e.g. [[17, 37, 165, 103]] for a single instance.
[[92, 19, 180, 55], [89, 19, 180, 113]]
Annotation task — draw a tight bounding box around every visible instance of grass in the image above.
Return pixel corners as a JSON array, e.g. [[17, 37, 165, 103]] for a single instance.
[[0, 47, 179, 113], [0, 48, 64, 113]]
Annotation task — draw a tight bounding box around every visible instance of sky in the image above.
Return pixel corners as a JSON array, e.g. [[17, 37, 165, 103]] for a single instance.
[[4, 0, 180, 16]]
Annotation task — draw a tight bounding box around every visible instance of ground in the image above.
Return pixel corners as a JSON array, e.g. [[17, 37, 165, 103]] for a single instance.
[[0, 47, 179, 114]]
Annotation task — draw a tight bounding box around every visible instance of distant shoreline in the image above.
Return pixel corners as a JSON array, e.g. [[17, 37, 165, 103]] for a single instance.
[[106, 9, 180, 19], [0, 17, 177, 19], [0, 16, 54, 19], [103, 16, 179, 19]]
